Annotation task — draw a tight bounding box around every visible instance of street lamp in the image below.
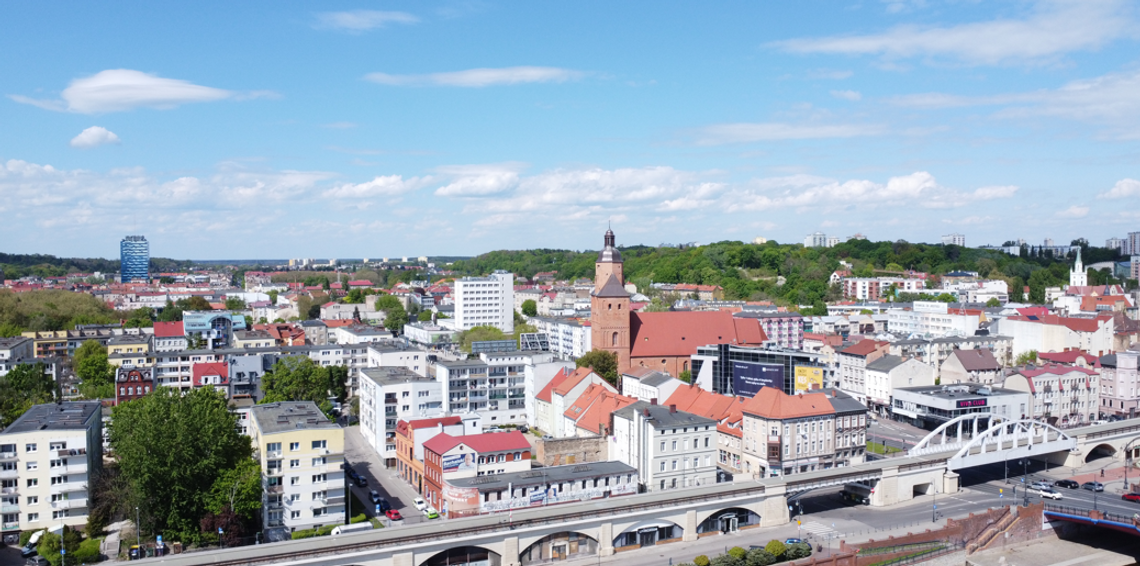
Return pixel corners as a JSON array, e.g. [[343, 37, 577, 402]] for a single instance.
[[932, 485, 938, 523], [135, 506, 141, 551]]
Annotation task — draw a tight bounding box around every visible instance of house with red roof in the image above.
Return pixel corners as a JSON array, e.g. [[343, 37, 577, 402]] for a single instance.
[[991, 312, 1116, 358], [739, 386, 867, 478], [663, 383, 749, 473], [561, 383, 636, 437], [192, 361, 230, 395], [940, 349, 1002, 385], [152, 321, 187, 352], [1003, 364, 1100, 426], [422, 431, 531, 512], [534, 367, 613, 437], [394, 415, 480, 494], [837, 339, 890, 404]]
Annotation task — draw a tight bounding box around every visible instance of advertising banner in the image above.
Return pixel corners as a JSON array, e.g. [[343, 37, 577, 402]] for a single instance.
[[732, 362, 784, 397], [794, 366, 824, 393], [441, 452, 475, 473]]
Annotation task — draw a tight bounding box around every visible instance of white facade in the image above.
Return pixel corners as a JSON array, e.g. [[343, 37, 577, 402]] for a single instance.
[[0, 337, 34, 376], [989, 316, 1115, 358], [365, 345, 431, 377], [941, 233, 965, 246], [1069, 249, 1087, 288], [609, 403, 718, 492], [887, 301, 980, 339], [454, 271, 515, 333], [529, 317, 592, 359], [804, 232, 828, 248], [357, 367, 445, 465], [1004, 367, 1100, 425], [864, 357, 936, 413]]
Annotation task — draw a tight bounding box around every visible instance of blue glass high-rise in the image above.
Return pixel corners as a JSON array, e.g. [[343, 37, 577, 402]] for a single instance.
[[120, 235, 149, 282]]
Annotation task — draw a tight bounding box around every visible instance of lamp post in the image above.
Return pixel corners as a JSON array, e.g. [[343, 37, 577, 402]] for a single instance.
[[932, 486, 938, 523], [135, 506, 141, 552]]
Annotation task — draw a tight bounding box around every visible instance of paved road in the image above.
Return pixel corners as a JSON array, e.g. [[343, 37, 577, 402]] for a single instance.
[[343, 424, 438, 527]]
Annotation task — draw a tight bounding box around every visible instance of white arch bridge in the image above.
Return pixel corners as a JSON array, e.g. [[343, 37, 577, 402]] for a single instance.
[[907, 413, 1077, 471]]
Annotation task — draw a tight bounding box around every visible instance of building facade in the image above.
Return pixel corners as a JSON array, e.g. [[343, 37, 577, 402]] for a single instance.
[[358, 367, 444, 468], [1097, 347, 1139, 418], [891, 384, 1029, 430], [120, 235, 149, 283], [609, 402, 718, 492], [454, 271, 515, 333], [1003, 365, 1100, 426]]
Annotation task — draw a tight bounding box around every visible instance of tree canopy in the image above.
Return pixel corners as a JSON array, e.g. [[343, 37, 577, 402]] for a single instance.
[[259, 356, 347, 417], [455, 326, 507, 352], [0, 289, 120, 332], [521, 299, 537, 317], [575, 349, 619, 387], [109, 387, 253, 541], [0, 362, 54, 429]]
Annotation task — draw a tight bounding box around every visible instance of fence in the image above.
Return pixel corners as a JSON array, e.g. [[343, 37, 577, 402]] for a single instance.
[[864, 542, 964, 566]]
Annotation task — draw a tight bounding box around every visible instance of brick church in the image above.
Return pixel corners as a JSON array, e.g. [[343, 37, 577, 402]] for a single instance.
[[590, 229, 768, 376]]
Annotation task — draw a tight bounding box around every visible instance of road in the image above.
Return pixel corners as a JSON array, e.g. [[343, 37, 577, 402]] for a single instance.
[[343, 424, 436, 527]]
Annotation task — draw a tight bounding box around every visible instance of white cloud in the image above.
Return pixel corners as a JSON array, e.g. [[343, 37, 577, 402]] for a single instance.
[[1055, 205, 1090, 218], [322, 175, 431, 199], [771, 1, 1136, 66], [10, 69, 235, 114], [315, 10, 419, 32], [830, 90, 862, 101], [434, 164, 524, 197], [69, 126, 120, 148], [365, 67, 583, 87], [696, 122, 886, 145], [1099, 178, 1140, 199]]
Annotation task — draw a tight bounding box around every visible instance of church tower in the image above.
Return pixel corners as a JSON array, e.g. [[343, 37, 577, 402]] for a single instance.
[[1069, 247, 1087, 287], [591, 228, 631, 371]]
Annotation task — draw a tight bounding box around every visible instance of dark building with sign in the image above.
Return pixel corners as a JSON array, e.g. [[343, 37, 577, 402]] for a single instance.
[[115, 366, 154, 405], [692, 343, 828, 397], [891, 384, 1029, 431]]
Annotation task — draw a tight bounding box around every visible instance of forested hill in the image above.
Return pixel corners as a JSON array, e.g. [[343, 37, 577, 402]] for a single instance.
[[0, 252, 194, 279], [450, 240, 1116, 307]]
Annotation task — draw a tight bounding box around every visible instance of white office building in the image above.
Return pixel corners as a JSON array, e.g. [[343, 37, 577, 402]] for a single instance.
[[454, 271, 515, 333], [357, 367, 444, 468], [941, 234, 965, 247], [887, 301, 980, 339]]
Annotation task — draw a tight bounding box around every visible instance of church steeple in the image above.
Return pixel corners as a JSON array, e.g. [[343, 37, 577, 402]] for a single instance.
[[591, 227, 631, 371], [1069, 246, 1087, 287], [594, 227, 624, 292]]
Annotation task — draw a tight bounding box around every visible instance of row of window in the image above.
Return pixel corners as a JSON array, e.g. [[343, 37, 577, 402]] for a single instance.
[[658, 455, 712, 471], [266, 440, 327, 453], [659, 437, 711, 452]]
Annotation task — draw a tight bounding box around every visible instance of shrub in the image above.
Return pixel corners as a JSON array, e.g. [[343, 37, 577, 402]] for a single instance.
[[764, 540, 786, 560], [745, 548, 775, 566], [19, 529, 39, 547], [710, 555, 743, 566], [349, 514, 368, 524], [694, 555, 711, 566], [73, 538, 102, 563], [291, 528, 318, 540], [728, 547, 747, 560], [786, 543, 812, 560], [677, 562, 697, 566]]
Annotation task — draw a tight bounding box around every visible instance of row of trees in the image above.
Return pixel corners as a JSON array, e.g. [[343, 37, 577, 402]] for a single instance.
[[0, 289, 122, 335], [0, 252, 193, 280]]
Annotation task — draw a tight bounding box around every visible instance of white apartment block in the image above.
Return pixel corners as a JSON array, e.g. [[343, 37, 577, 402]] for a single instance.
[[249, 402, 345, 540], [528, 316, 592, 359], [365, 344, 431, 377], [842, 277, 924, 301], [454, 271, 515, 333], [941, 233, 965, 247], [887, 301, 980, 339], [1, 402, 103, 534], [609, 402, 718, 492], [1004, 366, 1100, 426], [0, 337, 34, 377], [357, 367, 444, 468], [435, 352, 565, 428]]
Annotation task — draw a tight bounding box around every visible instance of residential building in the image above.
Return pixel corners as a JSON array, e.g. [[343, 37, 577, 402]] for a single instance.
[[402, 322, 457, 347], [248, 402, 345, 539], [561, 384, 636, 437], [940, 349, 1002, 385], [891, 384, 1029, 430], [662, 384, 748, 476], [1003, 365, 1100, 426], [299, 320, 328, 346], [740, 387, 852, 478], [120, 235, 149, 282], [989, 313, 1115, 358], [454, 271, 515, 333], [620, 368, 682, 403], [182, 311, 247, 350], [941, 233, 965, 247], [0, 401, 103, 533], [0, 337, 34, 377], [888, 335, 1013, 369], [192, 362, 230, 396], [1106, 237, 1125, 253], [886, 301, 981, 339], [440, 461, 638, 520], [841, 277, 924, 301], [744, 312, 805, 350], [529, 316, 592, 359], [394, 415, 481, 494], [422, 431, 532, 513], [234, 330, 276, 349], [115, 366, 154, 405], [534, 367, 611, 437], [20, 328, 119, 359], [608, 401, 718, 492], [358, 367, 444, 468], [863, 355, 936, 415], [1097, 346, 1140, 418], [152, 322, 187, 352], [365, 344, 432, 377], [691, 343, 830, 397], [1127, 231, 1140, 256], [837, 340, 890, 405], [804, 232, 828, 248]]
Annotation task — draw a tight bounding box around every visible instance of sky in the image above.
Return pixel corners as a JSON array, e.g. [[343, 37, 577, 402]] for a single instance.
[[3, 0, 1140, 260]]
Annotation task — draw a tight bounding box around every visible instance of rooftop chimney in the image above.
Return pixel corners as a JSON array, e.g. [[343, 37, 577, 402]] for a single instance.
[[650, 398, 657, 405], [669, 404, 676, 413], [643, 408, 650, 417], [831, 390, 836, 397]]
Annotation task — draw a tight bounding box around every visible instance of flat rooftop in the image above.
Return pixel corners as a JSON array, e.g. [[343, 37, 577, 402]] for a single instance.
[[448, 461, 637, 492], [250, 401, 338, 435], [896, 384, 1024, 399], [360, 366, 432, 386], [2, 401, 101, 434]]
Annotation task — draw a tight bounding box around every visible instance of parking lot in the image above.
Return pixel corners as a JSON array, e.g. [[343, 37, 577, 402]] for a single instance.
[[343, 425, 439, 527]]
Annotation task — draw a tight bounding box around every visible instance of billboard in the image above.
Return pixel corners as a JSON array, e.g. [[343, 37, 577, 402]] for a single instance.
[[731, 361, 784, 397], [441, 452, 476, 473], [794, 367, 824, 393]]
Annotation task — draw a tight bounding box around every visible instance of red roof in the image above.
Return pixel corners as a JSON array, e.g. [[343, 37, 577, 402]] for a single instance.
[[1007, 314, 1102, 333], [742, 387, 834, 420], [839, 339, 886, 357], [553, 367, 600, 397], [192, 362, 229, 387], [408, 416, 463, 429], [1018, 364, 1098, 378], [348, 280, 373, 287], [664, 383, 745, 424], [563, 383, 636, 435], [629, 311, 768, 358], [1037, 350, 1100, 366], [153, 321, 184, 338], [537, 367, 573, 403], [422, 431, 530, 455], [1016, 307, 1050, 317]]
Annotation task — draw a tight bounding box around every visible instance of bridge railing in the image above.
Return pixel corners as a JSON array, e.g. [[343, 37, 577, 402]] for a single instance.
[[1043, 504, 1138, 525]]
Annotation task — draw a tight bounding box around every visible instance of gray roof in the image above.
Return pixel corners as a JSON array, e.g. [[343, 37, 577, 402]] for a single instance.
[[448, 460, 637, 492], [0, 336, 31, 349], [434, 359, 488, 369], [950, 348, 1000, 371], [818, 389, 866, 415], [637, 371, 675, 387], [250, 401, 338, 435], [359, 366, 432, 386], [2, 401, 101, 434], [866, 354, 906, 373], [300, 320, 328, 328], [593, 274, 630, 298], [108, 334, 151, 345], [895, 384, 1024, 400], [1099, 354, 1117, 368], [613, 401, 717, 429]]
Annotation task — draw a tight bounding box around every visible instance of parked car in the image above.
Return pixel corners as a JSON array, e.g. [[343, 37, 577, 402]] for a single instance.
[[1053, 479, 1080, 489], [1030, 481, 1051, 490], [424, 507, 440, 520], [355, 475, 368, 488], [413, 497, 427, 511], [386, 509, 403, 521], [369, 489, 382, 504], [785, 538, 804, 545], [1028, 487, 1063, 500], [25, 557, 49, 566], [1123, 493, 1140, 503], [1082, 481, 1105, 492]]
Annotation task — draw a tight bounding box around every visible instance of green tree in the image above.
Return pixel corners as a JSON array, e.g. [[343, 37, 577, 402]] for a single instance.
[[0, 321, 23, 337], [267, 290, 279, 305], [456, 326, 507, 352], [1016, 350, 1038, 365], [710, 555, 742, 566], [678, 370, 692, 384], [763, 540, 786, 561], [0, 362, 54, 429], [259, 357, 347, 416], [417, 311, 435, 322], [521, 299, 538, 317], [74, 339, 113, 384], [576, 349, 619, 387], [158, 299, 183, 322], [224, 297, 246, 311], [985, 297, 1001, 307], [184, 296, 213, 311], [727, 547, 747, 560], [745, 548, 775, 566], [384, 304, 409, 332], [206, 458, 262, 520], [36, 526, 82, 566], [110, 387, 253, 541]]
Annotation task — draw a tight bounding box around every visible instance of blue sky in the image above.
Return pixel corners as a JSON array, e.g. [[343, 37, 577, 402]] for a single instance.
[[3, 1, 1140, 260]]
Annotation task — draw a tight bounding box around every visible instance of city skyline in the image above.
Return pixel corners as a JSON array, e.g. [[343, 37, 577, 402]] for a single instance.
[[3, 1, 1140, 258]]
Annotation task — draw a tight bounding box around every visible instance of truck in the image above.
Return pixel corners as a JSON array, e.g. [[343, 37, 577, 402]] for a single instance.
[[21, 524, 65, 558], [330, 522, 375, 536], [840, 482, 873, 505]]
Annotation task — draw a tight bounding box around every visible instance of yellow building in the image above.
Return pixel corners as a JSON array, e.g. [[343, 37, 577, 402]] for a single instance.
[[249, 402, 346, 537], [106, 334, 152, 365]]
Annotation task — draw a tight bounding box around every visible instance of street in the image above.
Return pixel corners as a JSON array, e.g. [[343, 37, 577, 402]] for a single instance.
[[343, 424, 435, 527]]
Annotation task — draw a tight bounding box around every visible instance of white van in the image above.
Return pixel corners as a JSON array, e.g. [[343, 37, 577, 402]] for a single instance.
[[330, 522, 374, 536]]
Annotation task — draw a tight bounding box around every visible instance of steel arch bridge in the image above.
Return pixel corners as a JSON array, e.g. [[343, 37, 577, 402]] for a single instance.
[[908, 413, 1077, 471]]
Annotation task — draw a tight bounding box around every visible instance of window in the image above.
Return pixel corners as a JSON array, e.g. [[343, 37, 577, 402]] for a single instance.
[[660, 461, 666, 472], [290, 442, 300, 451], [53, 510, 69, 519], [267, 442, 282, 453], [311, 440, 327, 450], [291, 510, 301, 519], [27, 479, 38, 488], [290, 477, 299, 486], [311, 474, 326, 483], [672, 440, 677, 451], [660, 441, 666, 452], [311, 457, 326, 466], [704, 437, 710, 448], [28, 512, 39, 522], [25, 443, 36, 453], [25, 462, 37, 471], [290, 459, 300, 469], [49, 442, 65, 451], [671, 460, 678, 470], [27, 496, 38, 505], [51, 476, 67, 485]]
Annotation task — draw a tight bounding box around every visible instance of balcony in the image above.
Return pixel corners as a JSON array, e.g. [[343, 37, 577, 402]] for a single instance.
[[57, 448, 86, 458], [266, 467, 283, 477], [0, 451, 16, 461], [49, 482, 83, 495], [0, 487, 16, 496], [51, 497, 87, 510], [1, 502, 18, 513], [267, 519, 285, 527], [1, 521, 19, 532], [52, 462, 87, 475], [267, 484, 284, 494], [0, 469, 16, 480]]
